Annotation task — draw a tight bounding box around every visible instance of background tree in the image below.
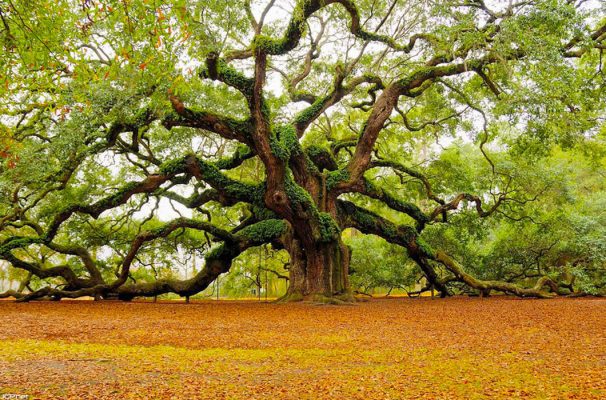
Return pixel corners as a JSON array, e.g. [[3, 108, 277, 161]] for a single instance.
[[347, 233, 417, 296], [0, 0, 605, 302]]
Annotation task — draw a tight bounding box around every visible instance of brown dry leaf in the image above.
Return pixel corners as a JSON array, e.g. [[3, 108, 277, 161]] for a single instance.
[[0, 297, 604, 399]]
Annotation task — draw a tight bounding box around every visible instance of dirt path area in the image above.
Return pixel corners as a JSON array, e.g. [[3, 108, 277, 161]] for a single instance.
[[0, 297, 604, 399]]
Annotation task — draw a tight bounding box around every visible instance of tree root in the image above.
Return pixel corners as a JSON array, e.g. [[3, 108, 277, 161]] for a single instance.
[[277, 290, 357, 305]]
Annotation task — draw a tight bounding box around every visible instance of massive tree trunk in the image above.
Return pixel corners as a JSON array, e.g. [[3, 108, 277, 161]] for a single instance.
[[273, 172, 355, 302], [282, 236, 352, 303]]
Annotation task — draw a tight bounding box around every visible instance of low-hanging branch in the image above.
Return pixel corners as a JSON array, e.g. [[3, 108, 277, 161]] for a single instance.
[[336, 199, 559, 298], [1, 218, 290, 302]]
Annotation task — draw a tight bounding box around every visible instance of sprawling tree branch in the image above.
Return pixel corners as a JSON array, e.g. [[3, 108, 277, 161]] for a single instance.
[[337, 199, 559, 298]]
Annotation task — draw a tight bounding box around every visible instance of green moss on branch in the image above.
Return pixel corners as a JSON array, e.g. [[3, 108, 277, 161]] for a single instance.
[[200, 56, 254, 98], [318, 212, 340, 242], [326, 169, 350, 191], [0, 237, 43, 255], [237, 219, 288, 244], [270, 125, 301, 161], [214, 145, 254, 170]]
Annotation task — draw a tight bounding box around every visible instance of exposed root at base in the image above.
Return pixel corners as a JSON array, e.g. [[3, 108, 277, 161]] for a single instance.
[[276, 291, 357, 305]]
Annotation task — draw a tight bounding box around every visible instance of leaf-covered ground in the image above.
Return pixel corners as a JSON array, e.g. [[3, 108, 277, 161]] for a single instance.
[[0, 297, 604, 399]]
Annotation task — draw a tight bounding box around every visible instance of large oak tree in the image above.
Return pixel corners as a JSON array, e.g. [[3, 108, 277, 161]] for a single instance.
[[1, 0, 605, 302]]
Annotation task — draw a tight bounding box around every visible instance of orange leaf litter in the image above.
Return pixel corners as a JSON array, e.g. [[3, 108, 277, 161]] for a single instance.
[[0, 297, 604, 399]]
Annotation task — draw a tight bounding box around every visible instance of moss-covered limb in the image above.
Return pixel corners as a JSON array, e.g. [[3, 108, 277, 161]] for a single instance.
[[410, 232, 559, 298], [342, 55, 520, 192], [350, 75, 385, 111], [105, 121, 143, 148], [1, 251, 97, 290], [397, 48, 528, 98], [404, 238, 452, 297], [293, 74, 382, 136], [369, 159, 445, 206], [344, 82, 403, 187], [367, 161, 505, 225], [369, 159, 448, 222], [214, 145, 255, 170], [157, 188, 221, 210], [338, 198, 562, 299], [343, 51, 531, 191], [6, 162, 196, 274], [407, 276, 460, 298], [263, 168, 342, 244], [0, 236, 44, 255], [115, 242, 241, 299], [273, 19, 325, 105], [7, 282, 114, 302], [325, 169, 350, 192], [269, 125, 302, 162], [44, 173, 178, 241], [160, 158, 275, 231], [331, 139, 357, 156], [289, 148, 321, 182], [160, 155, 261, 209], [304, 145, 338, 171], [198, 51, 273, 165], [112, 217, 236, 289], [431, 250, 556, 298], [185, 154, 266, 206], [422, 22, 502, 70], [94, 175, 179, 215], [251, 0, 431, 56], [428, 192, 505, 222], [294, 93, 338, 136], [338, 199, 560, 298], [250, 0, 314, 56], [317, 212, 341, 242], [7, 287, 53, 302], [290, 91, 317, 104], [7, 215, 104, 285], [283, 171, 317, 217], [18, 162, 190, 250], [117, 220, 289, 298], [10, 216, 236, 299], [336, 200, 450, 295], [200, 52, 255, 98], [165, 95, 253, 146], [395, 100, 468, 133], [15, 219, 291, 302], [198, 51, 271, 142], [268, 125, 323, 189], [235, 219, 288, 246], [44, 242, 104, 284], [337, 200, 416, 245], [351, 177, 430, 231]]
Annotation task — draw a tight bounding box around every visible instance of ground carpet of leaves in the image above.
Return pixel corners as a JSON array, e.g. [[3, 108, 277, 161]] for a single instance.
[[0, 297, 604, 399]]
